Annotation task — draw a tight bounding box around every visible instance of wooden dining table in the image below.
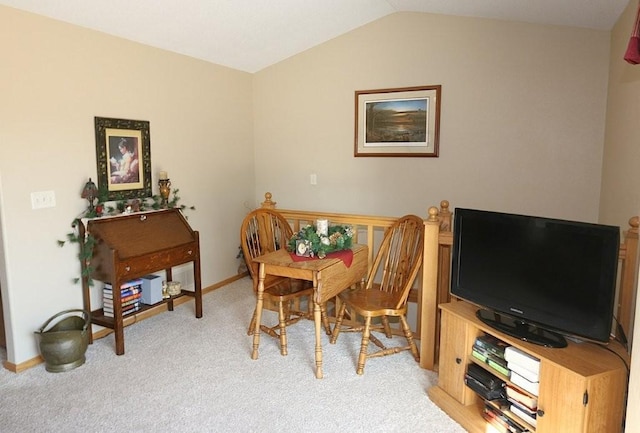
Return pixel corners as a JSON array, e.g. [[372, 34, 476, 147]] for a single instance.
[[251, 243, 369, 378]]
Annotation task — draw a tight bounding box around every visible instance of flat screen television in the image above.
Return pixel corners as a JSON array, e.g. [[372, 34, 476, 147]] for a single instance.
[[451, 208, 620, 348]]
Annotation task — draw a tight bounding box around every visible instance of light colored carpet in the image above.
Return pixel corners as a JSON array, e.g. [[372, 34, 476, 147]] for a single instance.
[[0, 277, 465, 433]]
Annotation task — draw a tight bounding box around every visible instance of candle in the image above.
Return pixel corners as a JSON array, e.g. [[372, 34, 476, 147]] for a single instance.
[[159, 171, 168, 180], [316, 219, 329, 236]]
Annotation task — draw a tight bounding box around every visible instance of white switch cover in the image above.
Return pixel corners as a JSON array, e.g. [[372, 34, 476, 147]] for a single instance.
[[310, 173, 317, 185], [31, 190, 56, 209]]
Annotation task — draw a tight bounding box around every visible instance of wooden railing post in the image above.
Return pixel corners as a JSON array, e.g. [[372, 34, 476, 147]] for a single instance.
[[618, 216, 639, 341], [420, 206, 440, 370], [437, 200, 453, 306], [438, 200, 452, 232]]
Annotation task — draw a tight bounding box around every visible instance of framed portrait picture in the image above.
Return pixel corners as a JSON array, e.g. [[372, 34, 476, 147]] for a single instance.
[[94, 117, 152, 200], [354, 85, 441, 157]]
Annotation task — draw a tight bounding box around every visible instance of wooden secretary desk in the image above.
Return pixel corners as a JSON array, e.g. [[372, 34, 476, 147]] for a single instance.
[[79, 208, 203, 355]]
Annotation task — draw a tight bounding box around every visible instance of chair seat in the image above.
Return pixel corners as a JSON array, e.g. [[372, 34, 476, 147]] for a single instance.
[[265, 281, 314, 301], [339, 289, 406, 318]]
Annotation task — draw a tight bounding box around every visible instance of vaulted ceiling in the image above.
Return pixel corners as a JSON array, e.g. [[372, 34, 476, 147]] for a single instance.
[[0, 0, 629, 72]]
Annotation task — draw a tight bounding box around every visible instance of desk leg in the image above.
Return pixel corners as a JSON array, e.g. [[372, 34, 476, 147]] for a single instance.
[[166, 268, 174, 311], [251, 263, 265, 360], [314, 300, 323, 379]]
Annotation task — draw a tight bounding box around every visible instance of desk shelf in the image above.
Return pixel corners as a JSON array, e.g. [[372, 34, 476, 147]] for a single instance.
[[89, 291, 195, 327]]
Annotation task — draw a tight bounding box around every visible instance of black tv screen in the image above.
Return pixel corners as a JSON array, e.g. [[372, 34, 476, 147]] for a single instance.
[[451, 208, 620, 347]]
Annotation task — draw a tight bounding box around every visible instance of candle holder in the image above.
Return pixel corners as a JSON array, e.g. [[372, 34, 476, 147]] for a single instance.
[[158, 178, 171, 208]]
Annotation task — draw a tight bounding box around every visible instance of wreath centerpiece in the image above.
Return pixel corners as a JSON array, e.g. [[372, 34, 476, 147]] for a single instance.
[[287, 223, 354, 259]]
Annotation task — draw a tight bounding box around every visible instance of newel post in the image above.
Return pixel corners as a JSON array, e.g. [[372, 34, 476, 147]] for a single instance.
[[261, 192, 276, 209], [618, 216, 639, 340], [420, 206, 440, 370]]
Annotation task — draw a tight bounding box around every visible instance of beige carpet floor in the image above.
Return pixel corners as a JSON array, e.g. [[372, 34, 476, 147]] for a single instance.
[[0, 277, 464, 433]]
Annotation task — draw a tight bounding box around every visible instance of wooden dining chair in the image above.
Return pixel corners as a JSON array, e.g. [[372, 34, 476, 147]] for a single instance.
[[330, 214, 425, 374], [240, 208, 314, 356]]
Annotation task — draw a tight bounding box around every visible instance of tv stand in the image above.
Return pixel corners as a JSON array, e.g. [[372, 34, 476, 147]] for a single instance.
[[476, 308, 567, 348], [429, 301, 628, 433]]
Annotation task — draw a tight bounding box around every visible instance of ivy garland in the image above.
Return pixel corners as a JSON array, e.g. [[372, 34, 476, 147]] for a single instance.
[[287, 224, 354, 258]]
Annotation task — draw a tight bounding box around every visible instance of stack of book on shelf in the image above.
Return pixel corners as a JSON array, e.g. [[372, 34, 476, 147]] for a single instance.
[[103, 279, 143, 318], [465, 363, 506, 401], [504, 346, 541, 427], [483, 403, 529, 433], [472, 335, 511, 377], [506, 385, 538, 428]]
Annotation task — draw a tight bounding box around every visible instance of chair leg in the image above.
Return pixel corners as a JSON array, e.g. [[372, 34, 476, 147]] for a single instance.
[[278, 300, 288, 356], [381, 316, 392, 338], [330, 302, 347, 344], [357, 316, 372, 375], [251, 287, 264, 360], [247, 307, 257, 336], [400, 315, 420, 362]]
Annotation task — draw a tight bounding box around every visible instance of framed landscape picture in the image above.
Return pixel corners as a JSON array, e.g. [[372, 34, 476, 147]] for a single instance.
[[94, 117, 152, 200], [354, 85, 441, 157]]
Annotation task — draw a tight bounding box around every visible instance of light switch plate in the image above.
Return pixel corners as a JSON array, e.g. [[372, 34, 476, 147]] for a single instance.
[[31, 190, 56, 209]]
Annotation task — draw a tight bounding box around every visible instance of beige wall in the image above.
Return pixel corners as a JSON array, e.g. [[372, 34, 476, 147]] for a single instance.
[[253, 12, 610, 222], [0, 4, 626, 384], [0, 6, 255, 365], [602, 1, 640, 428], [601, 1, 640, 227]]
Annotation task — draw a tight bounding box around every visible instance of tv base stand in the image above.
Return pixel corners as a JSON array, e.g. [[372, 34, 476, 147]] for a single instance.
[[429, 301, 628, 433]]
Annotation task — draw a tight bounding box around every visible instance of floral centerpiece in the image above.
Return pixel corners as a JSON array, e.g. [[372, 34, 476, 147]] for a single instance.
[[287, 223, 354, 259]]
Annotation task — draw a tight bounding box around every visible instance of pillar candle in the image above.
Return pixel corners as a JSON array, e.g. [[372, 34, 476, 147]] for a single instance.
[[159, 171, 168, 180], [316, 219, 329, 236]]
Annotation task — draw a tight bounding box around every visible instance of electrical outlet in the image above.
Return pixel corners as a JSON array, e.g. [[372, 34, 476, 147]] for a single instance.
[[31, 190, 56, 209]]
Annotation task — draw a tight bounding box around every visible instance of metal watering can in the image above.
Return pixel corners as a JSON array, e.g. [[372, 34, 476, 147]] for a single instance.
[[34, 309, 90, 373]]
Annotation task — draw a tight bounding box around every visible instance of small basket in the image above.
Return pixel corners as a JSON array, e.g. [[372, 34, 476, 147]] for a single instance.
[[34, 309, 90, 373]]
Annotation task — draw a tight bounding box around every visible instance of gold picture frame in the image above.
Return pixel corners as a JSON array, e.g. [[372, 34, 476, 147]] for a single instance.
[[94, 117, 152, 200], [354, 85, 441, 157]]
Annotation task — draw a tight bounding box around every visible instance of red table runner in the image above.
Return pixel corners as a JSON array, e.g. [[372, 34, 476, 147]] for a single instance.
[[289, 249, 354, 267]]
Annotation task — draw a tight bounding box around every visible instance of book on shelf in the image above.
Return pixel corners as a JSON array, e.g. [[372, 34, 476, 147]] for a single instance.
[[465, 364, 506, 401], [504, 346, 540, 375], [103, 280, 143, 312], [509, 399, 537, 419], [103, 295, 142, 308], [472, 347, 488, 363], [507, 361, 539, 383], [482, 403, 529, 433], [104, 303, 141, 317], [104, 288, 142, 298], [103, 278, 144, 291], [510, 403, 537, 427], [510, 370, 540, 396], [103, 300, 141, 312], [505, 384, 538, 411], [488, 357, 511, 377], [475, 335, 509, 360], [103, 286, 142, 298], [473, 344, 511, 377]]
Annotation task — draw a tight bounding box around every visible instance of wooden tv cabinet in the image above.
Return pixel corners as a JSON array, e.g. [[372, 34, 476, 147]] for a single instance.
[[428, 301, 628, 433]]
